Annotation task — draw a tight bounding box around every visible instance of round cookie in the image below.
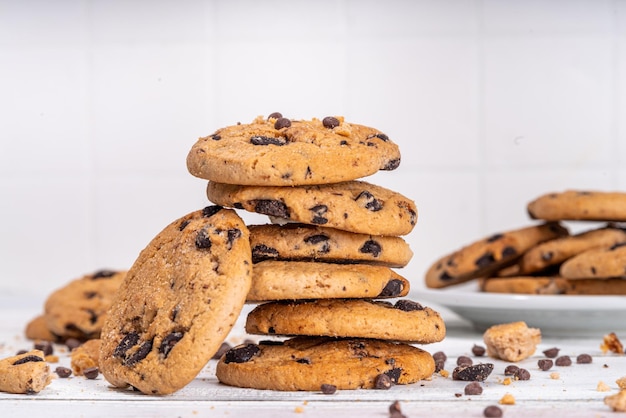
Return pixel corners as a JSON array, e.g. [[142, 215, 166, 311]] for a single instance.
[[44, 270, 126, 340], [480, 276, 626, 295], [516, 226, 626, 275], [24, 315, 58, 342], [186, 114, 401, 186], [246, 260, 410, 302], [249, 223, 413, 267], [425, 222, 569, 289], [245, 299, 445, 344], [207, 180, 417, 236], [215, 337, 435, 391], [99, 206, 252, 395], [560, 242, 626, 279], [527, 190, 626, 222]]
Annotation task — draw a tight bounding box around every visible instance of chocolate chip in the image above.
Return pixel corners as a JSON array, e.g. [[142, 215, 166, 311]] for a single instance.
[[83, 367, 99, 379], [486, 233, 504, 242], [434, 359, 445, 373], [268, 112, 282, 120], [610, 242, 626, 251], [274, 117, 291, 130], [576, 354, 592, 364], [379, 279, 404, 297], [475, 252, 496, 268], [453, 363, 494, 381], [433, 351, 447, 362], [16, 349, 28, 355], [472, 344, 486, 357], [159, 332, 184, 359], [224, 344, 260, 364], [304, 234, 329, 245], [501, 246, 517, 258], [65, 338, 82, 351], [55, 366, 72, 378], [359, 240, 382, 257], [515, 368, 530, 380], [212, 342, 233, 360], [124, 339, 153, 366], [210, 134, 221, 141], [464, 381, 483, 395], [369, 133, 389, 142], [226, 228, 242, 249], [195, 228, 212, 249], [384, 368, 402, 384], [84, 291, 98, 299], [354, 191, 383, 211], [483, 405, 503, 417], [374, 373, 392, 389], [321, 383, 337, 394], [439, 271, 454, 281], [34, 341, 53, 356], [394, 299, 423, 312], [504, 365, 519, 376], [13, 355, 44, 365], [541, 251, 554, 261], [202, 205, 223, 218], [309, 204, 328, 224], [254, 200, 290, 219], [457, 356, 473, 367], [252, 244, 280, 262], [250, 135, 287, 146], [296, 357, 311, 364], [322, 116, 340, 129], [555, 356, 572, 366], [179, 220, 190, 231], [86, 309, 98, 325], [92, 270, 117, 279], [113, 332, 140, 359], [543, 347, 560, 358], [382, 158, 400, 170], [389, 401, 406, 418], [538, 359, 553, 371]]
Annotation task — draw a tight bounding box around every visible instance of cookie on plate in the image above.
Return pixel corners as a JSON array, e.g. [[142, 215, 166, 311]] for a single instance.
[[246, 260, 410, 301], [216, 337, 435, 391], [44, 269, 126, 340], [245, 299, 445, 344], [0, 350, 51, 394], [425, 222, 568, 289], [99, 206, 252, 395], [207, 180, 417, 236], [560, 242, 626, 279], [481, 276, 626, 295], [527, 190, 626, 222], [187, 114, 401, 186]]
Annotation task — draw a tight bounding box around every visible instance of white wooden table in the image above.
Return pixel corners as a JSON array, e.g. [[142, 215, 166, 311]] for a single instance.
[[1, 297, 624, 418]]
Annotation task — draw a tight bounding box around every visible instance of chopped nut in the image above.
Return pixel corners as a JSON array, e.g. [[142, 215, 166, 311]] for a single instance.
[[499, 393, 516, 405], [601, 333, 624, 355], [597, 381, 611, 392]]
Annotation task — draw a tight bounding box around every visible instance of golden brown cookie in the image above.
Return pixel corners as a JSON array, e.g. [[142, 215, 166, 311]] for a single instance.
[[245, 299, 445, 344], [560, 242, 626, 279], [481, 276, 626, 295], [207, 180, 417, 236], [216, 337, 435, 391], [0, 350, 52, 394], [527, 190, 626, 222], [425, 222, 568, 288], [483, 321, 541, 362], [187, 114, 401, 186], [24, 315, 58, 342], [249, 223, 413, 268], [99, 206, 252, 395], [246, 260, 410, 301]]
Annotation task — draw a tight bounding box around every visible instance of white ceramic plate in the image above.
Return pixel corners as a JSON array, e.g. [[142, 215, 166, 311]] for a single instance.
[[419, 282, 626, 337]]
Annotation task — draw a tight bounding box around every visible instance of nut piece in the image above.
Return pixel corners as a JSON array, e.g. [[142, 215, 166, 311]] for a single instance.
[[605, 389, 626, 412], [601, 332, 625, 355], [483, 321, 541, 362]]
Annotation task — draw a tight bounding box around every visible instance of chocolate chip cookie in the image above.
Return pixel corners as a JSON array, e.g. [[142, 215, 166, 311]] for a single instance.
[[186, 114, 401, 186], [425, 222, 569, 288], [528, 190, 626, 222], [245, 299, 445, 343], [246, 260, 410, 301], [481, 276, 626, 295], [560, 242, 626, 279], [0, 350, 52, 394], [215, 336, 435, 391], [99, 206, 252, 395], [249, 223, 413, 267], [44, 270, 126, 341], [207, 180, 417, 236]]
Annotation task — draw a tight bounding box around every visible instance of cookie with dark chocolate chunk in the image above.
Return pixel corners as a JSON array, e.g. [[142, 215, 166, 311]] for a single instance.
[[99, 206, 252, 395], [528, 190, 626, 222], [246, 260, 410, 302], [424, 222, 568, 289], [560, 242, 626, 279], [0, 350, 51, 394], [207, 180, 417, 236], [187, 115, 401, 186], [216, 336, 435, 391]]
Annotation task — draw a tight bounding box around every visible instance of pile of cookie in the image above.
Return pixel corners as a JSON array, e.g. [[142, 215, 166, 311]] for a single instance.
[[425, 190, 626, 295]]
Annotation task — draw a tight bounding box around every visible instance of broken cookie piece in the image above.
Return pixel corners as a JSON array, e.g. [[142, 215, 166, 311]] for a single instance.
[[483, 321, 541, 362], [0, 350, 52, 394], [71, 339, 101, 376]]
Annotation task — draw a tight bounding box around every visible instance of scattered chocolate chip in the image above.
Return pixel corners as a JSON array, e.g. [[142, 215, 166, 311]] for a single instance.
[[274, 117, 291, 130], [504, 365, 519, 376], [576, 354, 592, 364], [92, 270, 117, 279], [433, 351, 447, 362], [34, 341, 53, 356], [359, 239, 382, 257], [538, 359, 553, 371], [555, 356, 572, 367], [457, 356, 473, 366], [224, 344, 260, 364], [322, 116, 340, 129], [455, 392, 462, 397], [13, 355, 44, 365], [202, 205, 223, 218], [374, 373, 393, 389], [65, 338, 82, 351], [435, 359, 445, 373], [309, 204, 328, 224], [483, 405, 503, 417], [389, 400, 403, 415], [354, 190, 383, 211], [55, 366, 72, 378], [268, 112, 282, 120], [159, 332, 184, 359], [83, 367, 99, 379], [252, 244, 280, 262], [212, 342, 232, 360], [472, 344, 486, 357], [195, 228, 212, 249], [321, 383, 337, 394], [379, 279, 404, 297], [543, 347, 560, 358], [254, 200, 290, 219], [394, 299, 423, 312], [452, 363, 494, 381], [475, 252, 496, 268], [382, 158, 400, 170], [465, 381, 483, 395], [515, 368, 530, 380], [250, 135, 287, 146]]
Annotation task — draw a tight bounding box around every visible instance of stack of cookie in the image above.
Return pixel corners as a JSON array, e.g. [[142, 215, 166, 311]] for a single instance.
[[187, 113, 446, 391], [425, 190, 626, 295]]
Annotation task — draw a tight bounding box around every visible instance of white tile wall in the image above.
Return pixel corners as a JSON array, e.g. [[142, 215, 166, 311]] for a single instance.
[[1, 0, 624, 298]]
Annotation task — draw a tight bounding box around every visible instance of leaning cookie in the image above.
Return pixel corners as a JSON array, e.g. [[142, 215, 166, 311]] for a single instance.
[[99, 206, 252, 395], [481, 276, 626, 295], [245, 299, 445, 344], [528, 190, 626, 222], [207, 180, 417, 236], [560, 242, 626, 279], [246, 261, 410, 301], [24, 315, 58, 342], [425, 222, 568, 289], [216, 337, 435, 391], [0, 350, 51, 394], [249, 223, 413, 268], [187, 114, 401, 186]]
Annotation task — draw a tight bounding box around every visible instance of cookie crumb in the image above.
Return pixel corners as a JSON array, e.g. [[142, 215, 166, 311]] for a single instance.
[[452, 363, 494, 382], [483, 321, 541, 362], [502, 377, 512, 385], [45, 354, 59, 363], [294, 406, 304, 413], [439, 369, 450, 378], [597, 381, 611, 392], [601, 332, 624, 355], [549, 372, 560, 380], [483, 405, 503, 417], [499, 393, 516, 405], [605, 389, 626, 412], [617, 376, 626, 389]]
